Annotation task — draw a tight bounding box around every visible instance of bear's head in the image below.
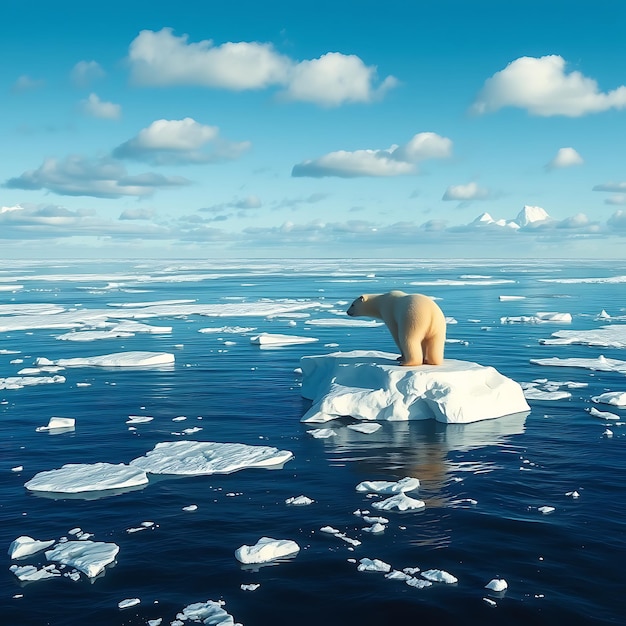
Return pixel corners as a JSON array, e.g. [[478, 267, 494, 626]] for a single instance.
[[346, 295, 368, 317]]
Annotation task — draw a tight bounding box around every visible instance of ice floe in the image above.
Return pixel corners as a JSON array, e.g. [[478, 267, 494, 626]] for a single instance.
[[372, 493, 425, 512], [540, 325, 626, 348], [485, 578, 508, 591], [358, 558, 391, 573], [501, 312, 572, 324], [592, 392, 626, 407], [35, 351, 175, 368], [285, 495, 314, 505], [346, 422, 382, 434], [307, 428, 337, 438], [421, 569, 458, 584], [588, 407, 620, 420], [355, 477, 420, 494], [126, 415, 154, 424], [241, 583, 260, 591], [305, 318, 384, 327], [199, 325, 256, 334], [531, 355, 626, 374], [25, 462, 149, 494], [45, 540, 119, 577], [301, 350, 529, 424], [35, 417, 75, 432], [0, 375, 66, 390], [538, 506, 555, 514], [118, 598, 140, 609], [130, 441, 293, 475], [10, 564, 61, 581], [9, 536, 55, 559], [250, 333, 318, 346], [234, 537, 300, 564], [174, 600, 240, 625], [499, 295, 526, 301]]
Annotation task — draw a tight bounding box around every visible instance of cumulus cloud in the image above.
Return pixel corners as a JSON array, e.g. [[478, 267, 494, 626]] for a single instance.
[[80, 93, 121, 119], [119, 208, 155, 220], [593, 182, 626, 205], [546, 147, 583, 170], [292, 132, 452, 178], [472, 55, 626, 117], [113, 117, 250, 165], [11, 75, 45, 93], [4, 155, 190, 198], [283, 52, 398, 106], [71, 61, 105, 87], [442, 181, 490, 201], [608, 210, 626, 230], [127, 28, 396, 106]]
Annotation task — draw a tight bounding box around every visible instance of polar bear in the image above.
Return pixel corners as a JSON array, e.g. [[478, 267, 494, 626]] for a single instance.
[[346, 290, 446, 366]]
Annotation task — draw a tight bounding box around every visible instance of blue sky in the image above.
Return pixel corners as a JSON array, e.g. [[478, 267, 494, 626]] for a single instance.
[[2, 0, 626, 259]]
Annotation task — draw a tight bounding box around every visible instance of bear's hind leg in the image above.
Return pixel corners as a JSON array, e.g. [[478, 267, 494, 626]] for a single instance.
[[399, 340, 423, 366], [422, 336, 444, 366]]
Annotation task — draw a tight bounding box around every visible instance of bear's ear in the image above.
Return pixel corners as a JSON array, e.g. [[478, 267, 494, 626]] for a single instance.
[[360, 295, 367, 302]]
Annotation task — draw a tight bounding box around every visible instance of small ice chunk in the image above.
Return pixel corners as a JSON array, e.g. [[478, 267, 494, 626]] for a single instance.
[[250, 333, 318, 345], [9, 536, 56, 559], [320, 526, 340, 535], [565, 491, 580, 498], [363, 523, 386, 534], [403, 566, 421, 575], [362, 515, 389, 524], [603, 429, 614, 438], [25, 462, 149, 493], [372, 493, 426, 512], [126, 415, 154, 424], [406, 576, 432, 589], [148, 620, 162, 626], [285, 495, 314, 506], [307, 428, 337, 438], [357, 558, 391, 573], [485, 578, 508, 591], [356, 477, 420, 494], [588, 407, 620, 420], [10, 564, 60, 581], [346, 422, 382, 434], [45, 540, 119, 578], [11, 466, 23, 472], [241, 583, 260, 591], [172, 416, 187, 422], [35, 351, 174, 368], [118, 598, 140, 610], [421, 569, 458, 584], [385, 570, 412, 581], [538, 506, 555, 514], [592, 391, 626, 407], [182, 504, 198, 512], [175, 600, 238, 625], [35, 416, 75, 432], [483, 597, 497, 607], [235, 537, 300, 564]]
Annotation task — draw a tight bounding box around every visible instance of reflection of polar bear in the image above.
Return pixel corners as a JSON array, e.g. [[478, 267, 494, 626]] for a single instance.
[[347, 290, 446, 366]]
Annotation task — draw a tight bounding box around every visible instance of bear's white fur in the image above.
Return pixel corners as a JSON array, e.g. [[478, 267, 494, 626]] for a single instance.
[[346, 290, 446, 366]]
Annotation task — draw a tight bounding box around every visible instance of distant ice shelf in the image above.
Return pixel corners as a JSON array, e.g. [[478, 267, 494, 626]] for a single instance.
[[300, 350, 529, 424]]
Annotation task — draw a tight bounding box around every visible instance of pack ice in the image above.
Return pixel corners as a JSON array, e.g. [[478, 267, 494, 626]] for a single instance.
[[35, 351, 174, 368], [300, 351, 529, 424]]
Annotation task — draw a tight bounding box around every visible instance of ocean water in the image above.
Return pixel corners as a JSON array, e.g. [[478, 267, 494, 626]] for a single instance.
[[2, 258, 625, 626]]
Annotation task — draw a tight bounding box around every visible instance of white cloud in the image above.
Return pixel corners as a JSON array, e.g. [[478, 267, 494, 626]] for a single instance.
[[4, 155, 190, 198], [608, 210, 626, 230], [472, 55, 626, 117], [71, 61, 105, 87], [11, 75, 45, 93], [80, 93, 121, 119], [283, 52, 397, 106], [119, 208, 156, 220], [292, 132, 452, 178], [200, 195, 262, 214], [546, 147, 583, 170], [606, 195, 626, 206], [127, 28, 396, 106], [113, 118, 249, 165], [593, 182, 626, 205], [442, 181, 490, 201]]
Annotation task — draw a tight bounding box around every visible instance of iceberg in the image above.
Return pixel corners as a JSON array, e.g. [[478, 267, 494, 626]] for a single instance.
[[9, 536, 55, 559], [35, 417, 75, 432], [485, 578, 508, 592], [130, 441, 293, 475], [35, 351, 175, 368], [592, 392, 626, 407], [234, 537, 300, 564], [300, 351, 529, 424], [355, 477, 420, 494], [371, 493, 426, 512], [45, 540, 119, 578], [25, 462, 149, 493]]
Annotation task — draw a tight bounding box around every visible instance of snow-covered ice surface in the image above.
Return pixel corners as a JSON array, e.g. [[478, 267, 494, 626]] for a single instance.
[[3, 258, 626, 626], [234, 537, 300, 564], [300, 350, 530, 423]]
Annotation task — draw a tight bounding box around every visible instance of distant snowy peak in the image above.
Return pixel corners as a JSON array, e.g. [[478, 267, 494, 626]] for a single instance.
[[515, 205, 551, 227], [473, 212, 495, 224], [472, 212, 520, 229]]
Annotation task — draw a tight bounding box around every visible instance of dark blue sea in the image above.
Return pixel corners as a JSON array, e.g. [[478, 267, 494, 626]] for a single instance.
[[2, 259, 625, 625]]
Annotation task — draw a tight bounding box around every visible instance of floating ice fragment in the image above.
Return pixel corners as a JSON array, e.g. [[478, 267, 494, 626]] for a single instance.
[[565, 491, 580, 498], [118, 598, 140, 609], [172, 416, 187, 422], [45, 540, 119, 578], [305, 318, 383, 327], [403, 566, 421, 575], [11, 466, 23, 472], [320, 526, 340, 535], [175, 599, 239, 625], [251, 333, 318, 346], [588, 407, 620, 420], [385, 570, 411, 581], [592, 392, 626, 407], [406, 577, 432, 589], [241, 583, 260, 591], [356, 477, 420, 495], [531, 355, 626, 374], [285, 495, 314, 506], [540, 325, 626, 349], [421, 569, 458, 584], [9, 536, 55, 559], [363, 523, 386, 534], [357, 558, 391, 573], [35, 351, 174, 368], [10, 564, 60, 581], [499, 295, 526, 301], [346, 422, 382, 434], [235, 537, 300, 564], [483, 597, 497, 607], [362, 515, 389, 524], [301, 351, 529, 424], [372, 493, 425, 512], [25, 462, 149, 493], [0, 375, 66, 390], [148, 619, 162, 626], [182, 505, 198, 512], [538, 506, 555, 514], [126, 415, 154, 424], [603, 429, 614, 438], [307, 428, 337, 438], [35, 417, 75, 432], [130, 441, 293, 475], [485, 578, 508, 591]]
